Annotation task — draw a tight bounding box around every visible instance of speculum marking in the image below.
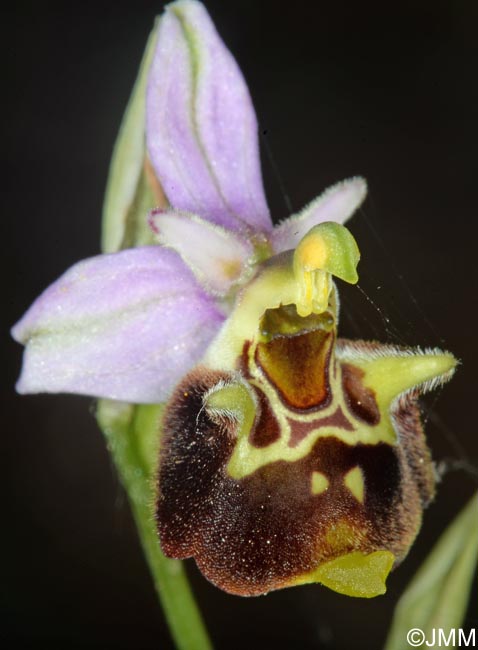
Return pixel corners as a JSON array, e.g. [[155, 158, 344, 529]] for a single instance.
[[288, 406, 354, 448], [255, 329, 334, 411]]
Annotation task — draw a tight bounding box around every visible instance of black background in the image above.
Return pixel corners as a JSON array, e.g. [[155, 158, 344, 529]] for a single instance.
[[3, 1, 478, 649]]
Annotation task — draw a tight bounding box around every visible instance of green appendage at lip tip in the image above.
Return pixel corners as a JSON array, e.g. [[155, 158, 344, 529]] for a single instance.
[[294, 550, 396, 598]]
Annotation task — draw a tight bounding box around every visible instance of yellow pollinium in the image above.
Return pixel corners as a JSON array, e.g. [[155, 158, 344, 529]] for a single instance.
[[295, 550, 395, 598], [293, 222, 361, 317]]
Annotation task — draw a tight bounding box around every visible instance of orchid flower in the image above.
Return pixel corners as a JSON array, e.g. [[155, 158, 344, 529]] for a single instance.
[[12, 0, 457, 606]]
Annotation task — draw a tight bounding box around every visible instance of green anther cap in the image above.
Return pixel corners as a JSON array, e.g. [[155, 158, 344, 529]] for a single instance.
[[294, 221, 360, 284], [293, 222, 360, 317]]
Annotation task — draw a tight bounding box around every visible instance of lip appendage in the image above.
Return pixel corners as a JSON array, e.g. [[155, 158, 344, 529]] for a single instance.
[[156, 223, 456, 598]]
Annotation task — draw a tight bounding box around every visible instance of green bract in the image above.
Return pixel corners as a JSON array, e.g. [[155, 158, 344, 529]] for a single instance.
[[385, 494, 478, 650]]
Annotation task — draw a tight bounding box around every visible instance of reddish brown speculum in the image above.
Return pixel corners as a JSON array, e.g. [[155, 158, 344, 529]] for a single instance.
[[255, 328, 334, 411]]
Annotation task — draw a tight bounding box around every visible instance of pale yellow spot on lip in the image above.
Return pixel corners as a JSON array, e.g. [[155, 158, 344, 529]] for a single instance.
[[311, 471, 329, 495], [344, 466, 365, 503]]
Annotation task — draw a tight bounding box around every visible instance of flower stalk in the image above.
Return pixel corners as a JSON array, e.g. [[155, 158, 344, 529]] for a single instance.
[[97, 400, 213, 650]]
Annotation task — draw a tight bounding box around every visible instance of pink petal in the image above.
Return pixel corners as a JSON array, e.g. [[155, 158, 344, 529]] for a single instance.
[[12, 247, 224, 403], [149, 208, 255, 295], [146, 0, 271, 234], [271, 178, 367, 253]]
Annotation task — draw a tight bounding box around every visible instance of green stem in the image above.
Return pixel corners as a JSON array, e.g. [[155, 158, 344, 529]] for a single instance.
[[97, 399, 214, 650]]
